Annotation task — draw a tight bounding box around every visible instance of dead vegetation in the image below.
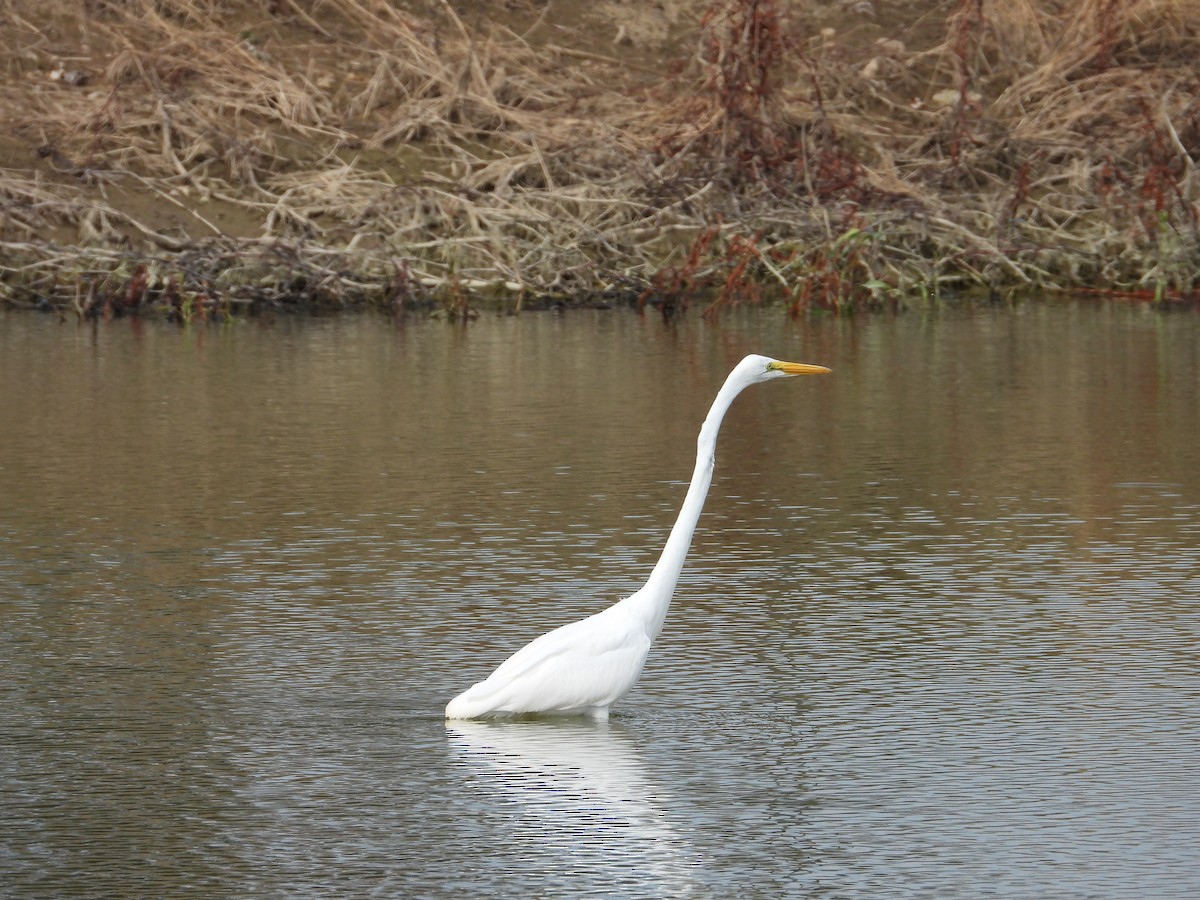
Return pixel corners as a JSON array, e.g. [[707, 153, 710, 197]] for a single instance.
[[1, 0, 1198, 318]]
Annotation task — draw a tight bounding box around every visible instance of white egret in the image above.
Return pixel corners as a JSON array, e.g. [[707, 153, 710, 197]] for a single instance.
[[444, 354, 831, 720]]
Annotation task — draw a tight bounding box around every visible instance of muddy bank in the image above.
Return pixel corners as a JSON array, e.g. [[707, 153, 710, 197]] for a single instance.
[[2, 0, 1198, 319]]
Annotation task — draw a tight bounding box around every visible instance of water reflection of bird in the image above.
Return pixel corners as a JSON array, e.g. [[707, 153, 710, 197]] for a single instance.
[[445, 355, 830, 719], [446, 720, 699, 888]]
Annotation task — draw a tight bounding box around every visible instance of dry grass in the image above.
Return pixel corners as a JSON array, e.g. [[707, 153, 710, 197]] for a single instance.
[[1, 0, 1198, 317]]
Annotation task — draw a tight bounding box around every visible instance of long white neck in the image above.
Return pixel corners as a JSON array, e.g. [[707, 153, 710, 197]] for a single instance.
[[625, 370, 752, 638]]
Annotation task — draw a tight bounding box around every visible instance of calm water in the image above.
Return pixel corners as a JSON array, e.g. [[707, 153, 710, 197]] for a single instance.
[[1, 304, 1198, 897]]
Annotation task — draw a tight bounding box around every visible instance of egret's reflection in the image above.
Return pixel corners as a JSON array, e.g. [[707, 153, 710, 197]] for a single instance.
[[446, 719, 703, 891]]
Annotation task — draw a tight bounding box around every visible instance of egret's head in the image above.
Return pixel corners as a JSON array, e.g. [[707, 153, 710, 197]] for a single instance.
[[741, 354, 832, 384]]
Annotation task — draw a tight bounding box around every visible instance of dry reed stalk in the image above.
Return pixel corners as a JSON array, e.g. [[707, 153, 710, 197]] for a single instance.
[[3, 0, 1200, 314]]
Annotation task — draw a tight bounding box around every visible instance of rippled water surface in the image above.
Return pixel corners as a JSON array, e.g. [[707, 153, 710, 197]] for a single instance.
[[2, 305, 1198, 897]]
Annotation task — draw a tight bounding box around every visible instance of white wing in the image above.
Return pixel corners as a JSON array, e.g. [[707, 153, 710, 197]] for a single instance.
[[445, 604, 652, 717]]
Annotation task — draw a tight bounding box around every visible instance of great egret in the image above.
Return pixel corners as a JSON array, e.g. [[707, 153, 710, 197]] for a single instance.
[[444, 354, 831, 720]]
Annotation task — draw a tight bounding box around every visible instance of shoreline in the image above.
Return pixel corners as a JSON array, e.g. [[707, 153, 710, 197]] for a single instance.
[[2, 1, 1198, 319]]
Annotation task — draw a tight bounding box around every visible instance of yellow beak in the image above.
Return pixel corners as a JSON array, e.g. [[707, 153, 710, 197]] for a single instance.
[[770, 360, 832, 375]]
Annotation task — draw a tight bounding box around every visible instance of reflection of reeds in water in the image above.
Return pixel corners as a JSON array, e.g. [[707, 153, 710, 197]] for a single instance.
[[446, 719, 704, 892], [1, 0, 1198, 314]]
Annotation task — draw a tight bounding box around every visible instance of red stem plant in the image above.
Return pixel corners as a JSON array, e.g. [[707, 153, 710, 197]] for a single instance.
[[945, 0, 986, 166], [698, 0, 787, 183]]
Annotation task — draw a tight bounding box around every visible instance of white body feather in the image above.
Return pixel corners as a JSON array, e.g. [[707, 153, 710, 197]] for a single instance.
[[443, 597, 653, 718]]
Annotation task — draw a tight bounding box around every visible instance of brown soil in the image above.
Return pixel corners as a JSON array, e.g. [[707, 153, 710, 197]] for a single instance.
[[1, 0, 1198, 319]]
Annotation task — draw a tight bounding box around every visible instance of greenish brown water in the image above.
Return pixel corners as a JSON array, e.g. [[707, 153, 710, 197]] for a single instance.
[[2, 304, 1198, 897]]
